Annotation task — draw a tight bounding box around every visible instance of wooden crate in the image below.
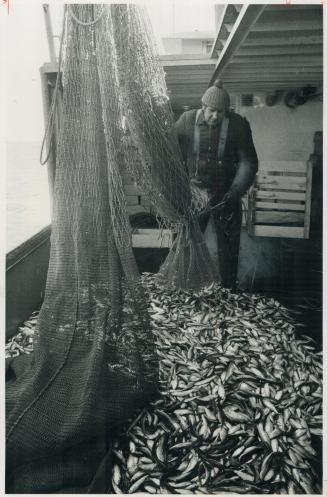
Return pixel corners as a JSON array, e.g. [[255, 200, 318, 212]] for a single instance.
[[121, 146, 153, 217], [247, 161, 313, 239], [123, 178, 152, 216], [122, 163, 172, 248], [132, 229, 172, 248]]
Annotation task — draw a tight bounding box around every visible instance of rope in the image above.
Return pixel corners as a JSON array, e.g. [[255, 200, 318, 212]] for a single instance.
[[40, 5, 67, 166], [68, 4, 105, 26]]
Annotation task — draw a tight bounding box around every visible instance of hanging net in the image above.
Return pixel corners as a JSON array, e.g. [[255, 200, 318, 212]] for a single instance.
[[6, 4, 218, 492], [110, 5, 218, 290], [6, 4, 163, 492]]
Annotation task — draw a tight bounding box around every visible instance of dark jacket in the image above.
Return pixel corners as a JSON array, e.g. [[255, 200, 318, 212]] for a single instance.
[[174, 109, 258, 200]]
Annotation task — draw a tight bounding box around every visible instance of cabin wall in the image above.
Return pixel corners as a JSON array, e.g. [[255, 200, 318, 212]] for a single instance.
[[162, 38, 182, 55], [239, 96, 322, 162], [181, 39, 211, 55], [236, 96, 322, 292]]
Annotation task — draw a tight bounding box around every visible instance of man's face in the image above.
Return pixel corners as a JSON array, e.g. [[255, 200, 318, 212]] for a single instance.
[[202, 105, 226, 126]]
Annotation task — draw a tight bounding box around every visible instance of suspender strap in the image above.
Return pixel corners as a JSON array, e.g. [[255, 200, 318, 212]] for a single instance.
[[193, 109, 202, 156], [217, 116, 229, 162]]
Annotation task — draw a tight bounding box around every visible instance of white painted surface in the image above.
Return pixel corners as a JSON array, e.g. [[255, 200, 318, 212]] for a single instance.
[[240, 97, 322, 163]]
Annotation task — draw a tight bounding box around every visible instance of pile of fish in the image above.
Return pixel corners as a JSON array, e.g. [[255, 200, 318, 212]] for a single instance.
[[5, 311, 38, 358], [112, 275, 322, 494], [6, 276, 322, 494]]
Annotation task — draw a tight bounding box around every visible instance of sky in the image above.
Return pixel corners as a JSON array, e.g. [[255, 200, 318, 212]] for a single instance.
[[2, 1, 216, 144]]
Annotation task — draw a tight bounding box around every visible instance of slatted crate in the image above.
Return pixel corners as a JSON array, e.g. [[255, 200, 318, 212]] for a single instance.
[[123, 175, 149, 216], [132, 228, 173, 248], [121, 152, 172, 248], [247, 161, 313, 239]]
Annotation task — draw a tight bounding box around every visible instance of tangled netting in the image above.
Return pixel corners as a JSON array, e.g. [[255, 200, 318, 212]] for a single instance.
[[110, 5, 217, 289], [4, 4, 190, 492]]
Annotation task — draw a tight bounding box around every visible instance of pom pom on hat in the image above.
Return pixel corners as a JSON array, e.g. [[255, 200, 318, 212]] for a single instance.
[[213, 79, 223, 89], [201, 79, 230, 109]]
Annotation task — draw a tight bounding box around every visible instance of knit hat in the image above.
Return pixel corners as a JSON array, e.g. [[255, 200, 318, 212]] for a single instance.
[[201, 79, 230, 109]]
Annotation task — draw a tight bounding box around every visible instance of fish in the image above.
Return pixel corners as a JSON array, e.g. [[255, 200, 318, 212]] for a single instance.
[[9, 275, 322, 494]]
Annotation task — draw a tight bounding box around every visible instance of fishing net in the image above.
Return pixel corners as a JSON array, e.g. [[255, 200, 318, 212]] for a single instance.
[[111, 4, 217, 289], [6, 4, 165, 492], [6, 4, 219, 491]]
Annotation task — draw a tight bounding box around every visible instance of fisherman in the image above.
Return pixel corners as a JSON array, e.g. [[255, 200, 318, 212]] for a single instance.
[[174, 79, 258, 290]]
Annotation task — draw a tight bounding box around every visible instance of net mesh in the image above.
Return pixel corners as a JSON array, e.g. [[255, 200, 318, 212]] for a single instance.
[[110, 4, 217, 289], [6, 4, 217, 491], [6, 5, 161, 492]]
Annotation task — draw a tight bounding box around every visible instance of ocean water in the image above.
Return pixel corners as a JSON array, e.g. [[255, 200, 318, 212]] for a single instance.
[[6, 141, 51, 253]]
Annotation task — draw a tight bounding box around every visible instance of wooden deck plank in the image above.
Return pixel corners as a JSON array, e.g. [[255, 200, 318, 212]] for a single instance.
[[250, 19, 322, 33], [255, 190, 306, 201], [225, 66, 323, 76], [257, 174, 306, 190], [256, 201, 305, 212], [253, 226, 305, 238], [231, 55, 323, 66], [237, 45, 322, 56], [210, 4, 267, 83], [242, 34, 323, 47], [255, 211, 304, 224]]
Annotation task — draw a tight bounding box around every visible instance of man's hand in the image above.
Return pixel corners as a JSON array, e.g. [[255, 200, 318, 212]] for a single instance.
[[220, 188, 240, 216], [216, 189, 241, 238], [191, 177, 204, 188]]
